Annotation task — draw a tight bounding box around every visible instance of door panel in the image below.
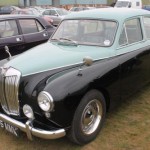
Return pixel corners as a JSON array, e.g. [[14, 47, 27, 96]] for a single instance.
[[117, 18, 150, 100], [19, 19, 49, 50], [0, 19, 25, 60]]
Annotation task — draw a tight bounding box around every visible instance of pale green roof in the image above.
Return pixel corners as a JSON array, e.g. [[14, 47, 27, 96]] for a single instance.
[[65, 8, 150, 22]]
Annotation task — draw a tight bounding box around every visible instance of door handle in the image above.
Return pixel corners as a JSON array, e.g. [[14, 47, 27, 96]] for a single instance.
[[16, 37, 22, 42], [43, 33, 48, 37]]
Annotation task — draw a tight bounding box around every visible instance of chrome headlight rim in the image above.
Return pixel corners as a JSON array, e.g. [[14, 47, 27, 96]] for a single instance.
[[37, 91, 54, 112]]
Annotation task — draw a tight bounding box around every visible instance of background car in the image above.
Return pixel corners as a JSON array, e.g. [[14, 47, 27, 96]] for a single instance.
[[142, 5, 150, 11], [0, 15, 55, 60], [29, 6, 45, 14], [42, 8, 69, 26], [69, 6, 96, 12], [11, 8, 53, 25], [0, 6, 20, 14]]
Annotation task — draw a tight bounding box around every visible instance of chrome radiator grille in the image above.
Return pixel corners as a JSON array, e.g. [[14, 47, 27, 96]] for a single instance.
[[0, 67, 21, 116]]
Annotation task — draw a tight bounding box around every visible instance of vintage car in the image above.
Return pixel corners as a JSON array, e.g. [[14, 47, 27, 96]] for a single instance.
[[0, 8, 150, 145], [0, 15, 55, 60]]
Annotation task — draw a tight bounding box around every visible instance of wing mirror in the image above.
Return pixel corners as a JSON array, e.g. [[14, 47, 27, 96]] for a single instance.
[[78, 56, 93, 76], [5, 46, 12, 60], [83, 56, 93, 66]]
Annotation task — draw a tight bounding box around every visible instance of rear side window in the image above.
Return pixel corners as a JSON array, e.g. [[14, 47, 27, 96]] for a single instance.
[[119, 18, 143, 46], [19, 19, 44, 34], [0, 20, 19, 38], [43, 10, 49, 15], [50, 10, 57, 15], [143, 17, 150, 39]]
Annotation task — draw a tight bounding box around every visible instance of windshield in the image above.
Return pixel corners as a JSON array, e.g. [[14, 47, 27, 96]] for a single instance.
[[51, 20, 117, 47], [57, 9, 68, 16], [115, 1, 129, 7]]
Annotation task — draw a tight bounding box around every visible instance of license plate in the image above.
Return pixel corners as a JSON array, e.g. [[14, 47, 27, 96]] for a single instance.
[[0, 120, 19, 137]]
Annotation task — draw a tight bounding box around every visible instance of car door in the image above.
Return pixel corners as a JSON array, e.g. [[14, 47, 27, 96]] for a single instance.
[[0, 19, 25, 60], [117, 17, 150, 100], [49, 10, 61, 26], [18, 18, 49, 50]]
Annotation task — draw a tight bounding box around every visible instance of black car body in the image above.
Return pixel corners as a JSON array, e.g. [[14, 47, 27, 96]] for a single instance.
[[0, 8, 150, 145], [0, 15, 55, 60]]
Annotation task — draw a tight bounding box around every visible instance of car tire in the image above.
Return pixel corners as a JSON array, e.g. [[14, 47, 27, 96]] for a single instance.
[[68, 89, 106, 145]]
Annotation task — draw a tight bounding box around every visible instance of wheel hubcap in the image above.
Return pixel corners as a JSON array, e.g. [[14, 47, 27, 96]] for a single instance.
[[81, 99, 102, 135]]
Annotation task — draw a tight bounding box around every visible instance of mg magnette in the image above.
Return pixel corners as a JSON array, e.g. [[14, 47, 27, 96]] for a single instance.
[[0, 8, 150, 145]]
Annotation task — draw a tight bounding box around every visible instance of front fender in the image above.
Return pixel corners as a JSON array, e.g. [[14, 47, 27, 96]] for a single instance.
[[44, 58, 119, 127]]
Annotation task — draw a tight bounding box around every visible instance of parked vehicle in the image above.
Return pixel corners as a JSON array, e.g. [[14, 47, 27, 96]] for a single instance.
[[114, 0, 142, 8], [42, 8, 69, 26], [0, 15, 55, 60], [0, 8, 150, 145], [29, 6, 45, 14], [69, 7, 96, 12], [143, 5, 150, 11], [0, 6, 20, 14], [11, 8, 53, 25]]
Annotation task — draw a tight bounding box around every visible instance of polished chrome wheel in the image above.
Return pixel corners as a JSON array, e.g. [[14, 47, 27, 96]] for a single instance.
[[68, 90, 106, 145], [81, 99, 102, 135]]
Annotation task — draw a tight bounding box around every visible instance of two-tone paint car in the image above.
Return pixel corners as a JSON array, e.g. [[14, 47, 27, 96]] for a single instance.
[[0, 8, 150, 145]]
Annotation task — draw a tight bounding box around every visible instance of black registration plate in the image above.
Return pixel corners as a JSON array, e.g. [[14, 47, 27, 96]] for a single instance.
[[0, 120, 20, 137]]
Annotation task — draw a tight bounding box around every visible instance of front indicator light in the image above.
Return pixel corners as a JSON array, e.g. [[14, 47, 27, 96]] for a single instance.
[[23, 105, 34, 119]]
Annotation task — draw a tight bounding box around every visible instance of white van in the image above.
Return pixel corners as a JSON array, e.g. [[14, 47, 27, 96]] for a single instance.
[[114, 0, 142, 9]]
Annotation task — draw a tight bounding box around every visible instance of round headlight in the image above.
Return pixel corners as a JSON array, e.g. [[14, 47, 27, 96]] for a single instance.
[[37, 91, 54, 112], [23, 105, 34, 119]]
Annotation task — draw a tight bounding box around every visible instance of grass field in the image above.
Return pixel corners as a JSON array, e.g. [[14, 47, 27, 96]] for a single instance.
[[0, 84, 150, 150]]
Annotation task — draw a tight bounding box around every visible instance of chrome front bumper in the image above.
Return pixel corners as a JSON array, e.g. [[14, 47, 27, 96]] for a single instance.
[[0, 113, 66, 140]]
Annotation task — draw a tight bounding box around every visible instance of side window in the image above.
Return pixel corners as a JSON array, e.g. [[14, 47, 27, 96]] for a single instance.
[[119, 18, 143, 46], [136, 2, 140, 6], [119, 24, 128, 45], [0, 20, 19, 38], [36, 21, 44, 32], [50, 10, 57, 16], [43, 10, 49, 15], [19, 19, 42, 34], [143, 17, 150, 39]]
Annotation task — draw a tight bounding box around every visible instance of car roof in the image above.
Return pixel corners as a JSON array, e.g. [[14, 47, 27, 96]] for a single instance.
[[65, 8, 150, 21], [0, 14, 41, 20], [45, 8, 64, 11]]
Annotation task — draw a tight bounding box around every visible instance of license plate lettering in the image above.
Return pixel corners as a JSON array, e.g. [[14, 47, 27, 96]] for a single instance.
[[4, 123, 18, 136], [0, 119, 19, 137], [0, 120, 4, 128]]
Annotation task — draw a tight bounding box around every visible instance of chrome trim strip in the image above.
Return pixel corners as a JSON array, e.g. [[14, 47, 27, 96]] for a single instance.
[[0, 113, 66, 140]]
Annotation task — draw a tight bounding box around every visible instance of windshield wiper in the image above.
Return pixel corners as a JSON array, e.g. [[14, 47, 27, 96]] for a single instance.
[[59, 38, 78, 45], [51, 38, 61, 42]]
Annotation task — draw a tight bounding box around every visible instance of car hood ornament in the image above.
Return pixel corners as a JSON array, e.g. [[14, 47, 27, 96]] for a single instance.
[[5, 46, 12, 60]]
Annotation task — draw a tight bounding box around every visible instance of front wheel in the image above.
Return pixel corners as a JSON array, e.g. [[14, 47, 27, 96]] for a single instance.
[[68, 89, 106, 145]]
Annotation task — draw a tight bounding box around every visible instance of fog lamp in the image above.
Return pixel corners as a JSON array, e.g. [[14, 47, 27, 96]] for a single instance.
[[37, 91, 54, 112], [23, 104, 34, 119]]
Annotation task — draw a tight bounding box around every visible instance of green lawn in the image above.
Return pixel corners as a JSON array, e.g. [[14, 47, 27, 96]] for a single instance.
[[0, 84, 150, 150], [0, 0, 19, 6]]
